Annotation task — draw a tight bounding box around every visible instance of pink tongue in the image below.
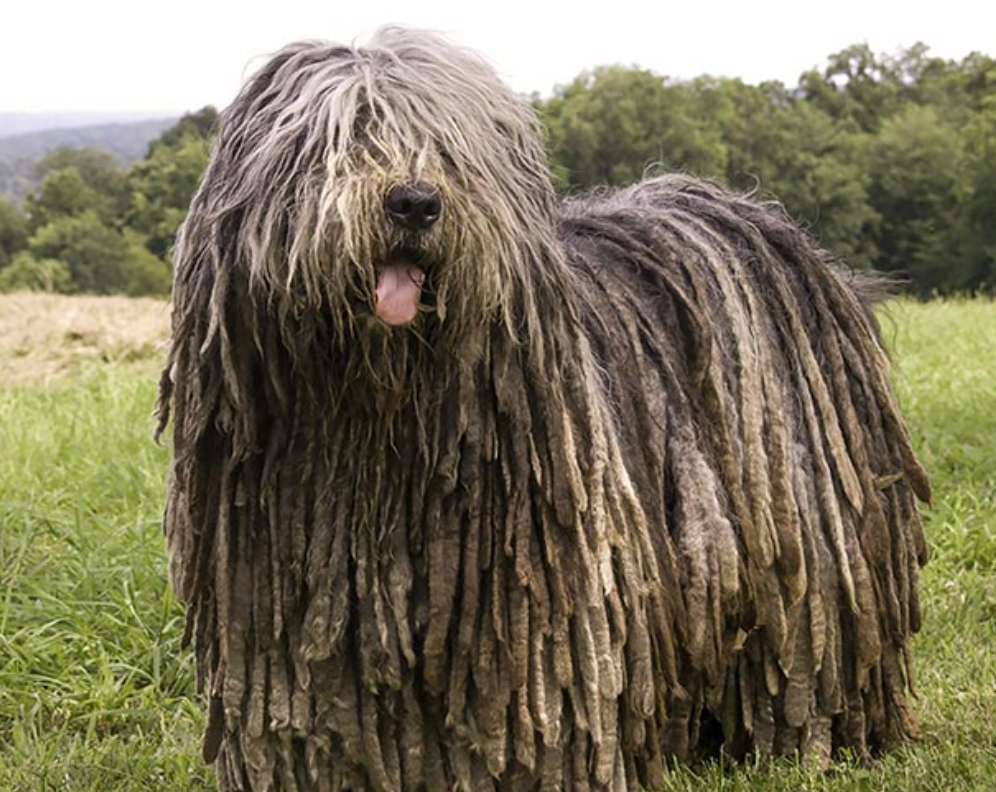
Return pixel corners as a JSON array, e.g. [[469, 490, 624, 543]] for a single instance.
[[375, 264, 425, 325]]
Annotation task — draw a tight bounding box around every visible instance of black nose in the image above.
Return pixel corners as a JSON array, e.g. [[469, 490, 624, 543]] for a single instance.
[[385, 182, 442, 231]]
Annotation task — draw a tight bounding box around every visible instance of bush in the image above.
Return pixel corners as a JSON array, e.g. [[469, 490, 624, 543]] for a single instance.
[[0, 251, 72, 293], [29, 211, 130, 294], [0, 197, 28, 268], [123, 230, 172, 296]]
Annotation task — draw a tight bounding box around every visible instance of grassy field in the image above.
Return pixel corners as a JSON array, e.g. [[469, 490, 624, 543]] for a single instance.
[[0, 294, 994, 790]]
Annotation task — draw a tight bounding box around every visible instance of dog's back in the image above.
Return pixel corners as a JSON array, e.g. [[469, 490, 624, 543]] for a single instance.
[[558, 173, 929, 761]]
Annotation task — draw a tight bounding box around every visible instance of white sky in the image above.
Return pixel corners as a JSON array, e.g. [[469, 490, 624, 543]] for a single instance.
[[3, 0, 994, 113]]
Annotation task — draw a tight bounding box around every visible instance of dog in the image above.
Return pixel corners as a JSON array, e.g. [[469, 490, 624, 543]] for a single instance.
[[156, 26, 929, 790]]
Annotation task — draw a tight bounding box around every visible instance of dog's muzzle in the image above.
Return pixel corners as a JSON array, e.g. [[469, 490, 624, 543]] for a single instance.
[[373, 183, 440, 325], [385, 182, 442, 232]]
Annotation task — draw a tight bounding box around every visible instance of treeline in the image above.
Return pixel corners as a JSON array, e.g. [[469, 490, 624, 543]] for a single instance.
[[538, 43, 996, 293], [0, 109, 214, 295], [0, 43, 993, 296], [0, 116, 177, 203]]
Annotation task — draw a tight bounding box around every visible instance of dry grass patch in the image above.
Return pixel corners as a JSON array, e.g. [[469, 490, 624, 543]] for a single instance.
[[0, 292, 170, 385]]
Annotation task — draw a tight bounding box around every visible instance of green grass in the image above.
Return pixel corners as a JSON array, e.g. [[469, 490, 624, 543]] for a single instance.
[[1, 299, 994, 790], [0, 363, 211, 790]]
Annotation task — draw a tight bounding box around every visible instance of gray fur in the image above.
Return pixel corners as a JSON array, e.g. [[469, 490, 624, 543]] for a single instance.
[[158, 27, 929, 791]]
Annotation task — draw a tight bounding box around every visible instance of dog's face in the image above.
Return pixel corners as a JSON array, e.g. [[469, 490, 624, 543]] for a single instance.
[[185, 27, 559, 343]]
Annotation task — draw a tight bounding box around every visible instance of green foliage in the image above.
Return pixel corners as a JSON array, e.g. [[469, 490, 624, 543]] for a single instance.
[[0, 109, 214, 296], [28, 211, 130, 294], [867, 105, 965, 290], [125, 134, 209, 259], [36, 146, 123, 195], [0, 197, 27, 268], [541, 67, 724, 188], [23, 167, 103, 228], [119, 107, 213, 265], [0, 251, 72, 293], [797, 43, 905, 133], [761, 106, 878, 267], [122, 230, 172, 296], [150, 106, 217, 152], [958, 98, 996, 289], [0, 363, 213, 791], [682, 78, 879, 266], [537, 43, 996, 292], [0, 116, 177, 205]]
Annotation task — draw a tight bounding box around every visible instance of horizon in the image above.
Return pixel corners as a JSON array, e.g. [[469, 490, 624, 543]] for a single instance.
[[0, 110, 184, 119], [0, 111, 185, 142]]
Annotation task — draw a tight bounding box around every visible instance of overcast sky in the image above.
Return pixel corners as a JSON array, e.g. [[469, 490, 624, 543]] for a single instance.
[[4, 0, 994, 113]]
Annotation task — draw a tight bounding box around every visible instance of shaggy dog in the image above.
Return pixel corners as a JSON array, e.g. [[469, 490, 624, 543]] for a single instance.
[[156, 27, 929, 791]]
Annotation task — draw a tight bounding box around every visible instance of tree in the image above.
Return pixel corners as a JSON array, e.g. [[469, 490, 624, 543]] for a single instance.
[[904, 50, 996, 118], [23, 167, 101, 229], [35, 146, 125, 205], [797, 43, 904, 133], [0, 197, 27, 268], [539, 67, 725, 189], [684, 78, 878, 267], [122, 229, 172, 296], [28, 211, 131, 294], [684, 77, 787, 190], [958, 98, 996, 290], [867, 105, 965, 291], [122, 107, 214, 262], [125, 135, 209, 258], [8, 109, 217, 296], [756, 103, 878, 268], [0, 251, 72, 293], [149, 106, 217, 153]]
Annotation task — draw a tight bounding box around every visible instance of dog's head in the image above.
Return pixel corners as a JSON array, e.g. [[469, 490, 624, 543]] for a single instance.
[[179, 27, 559, 345]]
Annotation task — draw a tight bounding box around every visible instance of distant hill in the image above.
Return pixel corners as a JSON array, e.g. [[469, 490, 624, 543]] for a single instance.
[[0, 116, 180, 204], [0, 112, 178, 140]]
